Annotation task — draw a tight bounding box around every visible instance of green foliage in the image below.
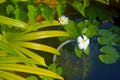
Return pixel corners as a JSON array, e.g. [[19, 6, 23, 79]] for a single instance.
[[56, 3, 66, 17], [27, 5, 38, 24], [64, 20, 79, 38], [27, 76, 38, 80], [77, 20, 89, 34], [74, 44, 83, 58], [84, 46, 90, 55], [97, 29, 115, 45], [72, 0, 89, 16], [74, 43, 90, 58], [43, 63, 62, 80], [96, 0, 109, 5], [0, 0, 120, 80], [0, 14, 68, 80], [85, 25, 98, 37], [39, 3, 54, 23], [6, 5, 14, 15], [99, 46, 120, 64], [0, 0, 6, 3]]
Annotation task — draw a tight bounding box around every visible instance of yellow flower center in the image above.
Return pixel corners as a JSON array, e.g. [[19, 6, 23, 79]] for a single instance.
[[61, 19, 66, 23], [82, 40, 86, 44]]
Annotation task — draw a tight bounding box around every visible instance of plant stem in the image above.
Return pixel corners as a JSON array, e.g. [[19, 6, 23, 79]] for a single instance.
[[82, 54, 87, 80], [53, 39, 76, 62]]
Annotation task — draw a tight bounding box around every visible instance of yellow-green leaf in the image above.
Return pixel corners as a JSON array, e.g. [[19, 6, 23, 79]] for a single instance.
[[19, 30, 69, 41], [0, 64, 64, 80], [0, 15, 28, 28], [0, 56, 41, 65], [15, 46, 46, 66], [18, 42, 60, 55], [0, 70, 26, 80]]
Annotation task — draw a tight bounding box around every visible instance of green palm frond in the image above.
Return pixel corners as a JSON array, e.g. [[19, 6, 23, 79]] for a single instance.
[[0, 15, 69, 80], [0, 64, 64, 80], [0, 70, 26, 80]]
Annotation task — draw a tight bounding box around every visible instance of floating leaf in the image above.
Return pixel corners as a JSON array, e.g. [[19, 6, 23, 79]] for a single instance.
[[77, 20, 90, 34], [99, 46, 120, 64], [97, 29, 115, 45], [64, 20, 79, 38], [74, 44, 83, 58], [85, 25, 98, 37], [84, 46, 90, 55]]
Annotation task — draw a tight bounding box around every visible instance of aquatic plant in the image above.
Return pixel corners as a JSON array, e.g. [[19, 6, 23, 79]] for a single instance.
[[0, 0, 120, 80]]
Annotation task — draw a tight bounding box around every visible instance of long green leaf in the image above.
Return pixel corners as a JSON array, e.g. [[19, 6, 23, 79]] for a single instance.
[[0, 41, 18, 56], [0, 56, 41, 65], [0, 70, 26, 80], [19, 30, 69, 41], [33, 20, 60, 29], [0, 15, 28, 28], [15, 46, 46, 66], [0, 64, 64, 80], [18, 42, 60, 55]]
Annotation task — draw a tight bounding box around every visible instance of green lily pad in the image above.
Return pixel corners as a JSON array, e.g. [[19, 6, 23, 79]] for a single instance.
[[74, 44, 83, 58], [84, 46, 90, 55], [97, 29, 115, 45], [85, 25, 98, 37], [99, 46, 120, 64]]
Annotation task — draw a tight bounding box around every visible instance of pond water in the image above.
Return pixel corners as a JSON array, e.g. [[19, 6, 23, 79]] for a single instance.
[[54, 17, 120, 80]]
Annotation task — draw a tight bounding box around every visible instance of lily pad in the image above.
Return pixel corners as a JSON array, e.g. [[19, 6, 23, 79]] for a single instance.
[[74, 44, 83, 58], [99, 46, 120, 64], [97, 29, 115, 45]]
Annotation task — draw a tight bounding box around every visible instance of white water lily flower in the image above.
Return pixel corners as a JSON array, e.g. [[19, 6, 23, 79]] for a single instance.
[[58, 15, 69, 25], [77, 35, 90, 50]]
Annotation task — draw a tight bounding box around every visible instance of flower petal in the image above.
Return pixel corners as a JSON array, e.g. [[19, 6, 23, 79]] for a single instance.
[[78, 43, 85, 50], [86, 39, 90, 45], [77, 36, 82, 43], [58, 15, 69, 25], [83, 39, 90, 50], [82, 35, 87, 40]]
